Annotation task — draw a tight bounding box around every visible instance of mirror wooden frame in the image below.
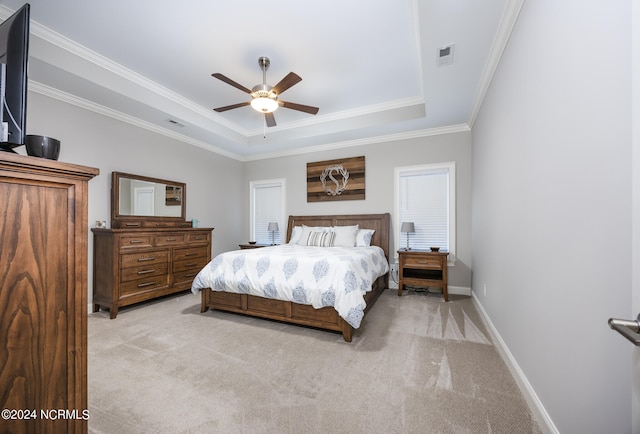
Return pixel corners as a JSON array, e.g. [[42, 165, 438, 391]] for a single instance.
[[111, 171, 189, 228]]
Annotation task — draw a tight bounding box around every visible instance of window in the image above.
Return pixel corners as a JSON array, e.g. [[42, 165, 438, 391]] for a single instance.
[[250, 179, 285, 245], [394, 162, 456, 259]]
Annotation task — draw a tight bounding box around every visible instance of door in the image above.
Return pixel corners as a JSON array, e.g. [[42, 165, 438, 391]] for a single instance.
[[133, 187, 154, 216]]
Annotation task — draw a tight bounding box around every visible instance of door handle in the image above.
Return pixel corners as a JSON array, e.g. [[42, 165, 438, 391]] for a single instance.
[[608, 314, 640, 346]]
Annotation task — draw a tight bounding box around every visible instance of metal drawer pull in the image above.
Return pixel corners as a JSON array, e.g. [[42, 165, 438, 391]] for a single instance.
[[137, 257, 155, 262], [137, 269, 155, 275], [166, 238, 177, 241], [137, 281, 156, 288], [129, 240, 144, 244], [184, 252, 198, 256], [184, 273, 196, 278], [608, 314, 640, 346], [185, 262, 198, 267]]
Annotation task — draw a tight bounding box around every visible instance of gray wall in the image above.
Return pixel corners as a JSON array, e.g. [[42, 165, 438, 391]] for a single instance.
[[21, 93, 473, 300], [243, 131, 473, 290], [21, 92, 245, 305], [472, 1, 631, 433]]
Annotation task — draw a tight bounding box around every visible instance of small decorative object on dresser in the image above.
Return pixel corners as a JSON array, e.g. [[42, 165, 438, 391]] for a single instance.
[[92, 172, 213, 318], [397, 249, 449, 301], [24, 134, 61, 160]]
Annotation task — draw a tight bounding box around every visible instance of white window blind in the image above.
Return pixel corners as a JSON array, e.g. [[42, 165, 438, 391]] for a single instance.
[[250, 179, 285, 244], [395, 163, 455, 255]]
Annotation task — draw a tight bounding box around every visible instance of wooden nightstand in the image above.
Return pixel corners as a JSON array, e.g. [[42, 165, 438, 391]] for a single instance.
[[239, 243, 274, 249], [397, 249, 449, 301]]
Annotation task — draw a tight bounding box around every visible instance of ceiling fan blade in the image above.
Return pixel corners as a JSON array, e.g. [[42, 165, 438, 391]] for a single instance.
[[213, 101, 250, 112], [272, 72, 302, 95], [265, 112, 277, 127], [279, 101, 319, 115], [212, 73, 252, 94]]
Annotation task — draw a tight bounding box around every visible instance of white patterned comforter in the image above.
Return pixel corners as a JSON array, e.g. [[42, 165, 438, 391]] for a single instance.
[[191, 245, 389, 328]]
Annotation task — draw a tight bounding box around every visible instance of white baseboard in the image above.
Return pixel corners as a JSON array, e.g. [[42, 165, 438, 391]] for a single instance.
[[387, 283, 471, 296], [449, 285, 471, 296], [471, 291, 558, 434]]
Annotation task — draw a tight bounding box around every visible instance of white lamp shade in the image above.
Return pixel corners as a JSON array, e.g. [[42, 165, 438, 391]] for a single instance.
[[268, 222, 279, 231], [400, 222, 415, 233], [251, 97, 279, 113]]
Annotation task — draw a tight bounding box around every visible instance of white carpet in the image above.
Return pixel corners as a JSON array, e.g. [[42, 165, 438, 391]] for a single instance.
[[87, 289, 542, 433]]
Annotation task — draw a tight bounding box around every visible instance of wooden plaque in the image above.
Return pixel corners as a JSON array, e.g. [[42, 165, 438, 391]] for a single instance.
[[307, 156, 365, 202]]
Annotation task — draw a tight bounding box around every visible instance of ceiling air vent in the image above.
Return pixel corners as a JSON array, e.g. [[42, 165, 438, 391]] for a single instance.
[[167, 119, 186, 128], [437, 44, 455, 67]]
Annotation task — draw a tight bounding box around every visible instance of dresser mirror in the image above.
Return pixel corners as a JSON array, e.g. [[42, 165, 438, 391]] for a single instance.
[[111, 171, 188, 228]]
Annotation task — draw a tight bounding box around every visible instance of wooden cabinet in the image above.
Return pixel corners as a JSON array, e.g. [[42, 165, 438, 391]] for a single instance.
[[397, 249, 449, 301], [0, 152, 98, 433], [92, 227, 213, 318]]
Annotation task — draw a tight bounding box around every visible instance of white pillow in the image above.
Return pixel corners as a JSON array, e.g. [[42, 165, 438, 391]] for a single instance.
[[356, 229, 375, 247], [297, 225, 331, 246], [288, 226, 302, 244], [332, 225, 359, 247], [306, 231, 335, 247]]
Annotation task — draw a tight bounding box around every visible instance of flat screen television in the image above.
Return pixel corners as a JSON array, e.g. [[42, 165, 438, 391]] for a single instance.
[[0, 3, 29, 152]]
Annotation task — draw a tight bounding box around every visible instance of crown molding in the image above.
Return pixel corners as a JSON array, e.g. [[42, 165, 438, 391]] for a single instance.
[[243, 124, 471, 162], [468, 0, 526, 127], [29, 81, 244, 161]]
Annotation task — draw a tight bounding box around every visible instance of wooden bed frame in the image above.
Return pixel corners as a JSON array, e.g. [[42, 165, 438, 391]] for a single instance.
[[200, 213, 390, 341]]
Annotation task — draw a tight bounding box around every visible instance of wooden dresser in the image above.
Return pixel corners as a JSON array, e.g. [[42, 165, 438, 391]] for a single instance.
[[0, 152, 98, 433], [92, 227, 213, 318]]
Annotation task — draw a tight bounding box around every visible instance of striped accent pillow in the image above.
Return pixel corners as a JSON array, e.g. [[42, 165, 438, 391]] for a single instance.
[[307, 230, 335, 247]]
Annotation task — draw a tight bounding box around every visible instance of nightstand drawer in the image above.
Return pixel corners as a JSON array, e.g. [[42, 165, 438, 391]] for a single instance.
[[403, 255, 443, 269]]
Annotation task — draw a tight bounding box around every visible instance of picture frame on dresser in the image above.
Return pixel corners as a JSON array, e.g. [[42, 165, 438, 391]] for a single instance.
[[92, 171, 213, 318]]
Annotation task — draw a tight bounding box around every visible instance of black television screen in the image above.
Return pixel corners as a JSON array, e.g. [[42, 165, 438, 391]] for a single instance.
[[0, 3, 29, 151]]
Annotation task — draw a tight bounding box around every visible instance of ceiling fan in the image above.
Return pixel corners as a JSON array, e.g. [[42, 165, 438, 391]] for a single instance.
[[212, 56, 319, 127]]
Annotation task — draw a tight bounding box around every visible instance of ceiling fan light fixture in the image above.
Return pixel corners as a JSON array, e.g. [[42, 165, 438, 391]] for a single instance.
[[212, 57, 318, 124], [251, 83, 279, 113], [251, 96, 279, 113]]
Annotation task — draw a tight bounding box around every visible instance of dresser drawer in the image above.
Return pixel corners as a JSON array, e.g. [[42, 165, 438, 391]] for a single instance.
[[121, 263, 169, 282], [173, 247, 209, 273], [174, 246, 208, 262], [121, 250, 169, 268], [173, 268, 204, 285], [120, 276, 169, 297], [154, 234, 187, 246], [187, 232, 210, 245], [402, 255, 443, 269], [119, 235, 153, 249]]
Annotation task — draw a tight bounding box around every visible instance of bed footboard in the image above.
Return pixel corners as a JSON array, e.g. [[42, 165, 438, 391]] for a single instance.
[[200, 274, 386, 342]]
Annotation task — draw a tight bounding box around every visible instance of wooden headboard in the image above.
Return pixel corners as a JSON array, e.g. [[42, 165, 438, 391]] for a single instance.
[[286, 213, 391, 260]]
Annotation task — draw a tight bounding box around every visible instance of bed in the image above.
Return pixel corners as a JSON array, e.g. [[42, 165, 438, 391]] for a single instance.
[[192, 213, 390, 341]]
